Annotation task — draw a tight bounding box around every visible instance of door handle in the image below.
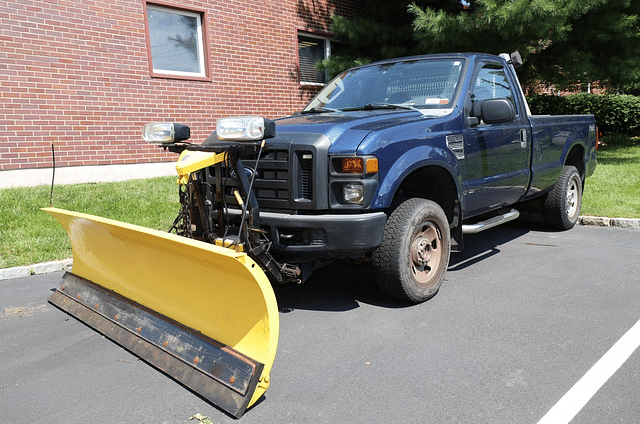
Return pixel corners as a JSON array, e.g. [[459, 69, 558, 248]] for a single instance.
[[520, 128, 527, 148]]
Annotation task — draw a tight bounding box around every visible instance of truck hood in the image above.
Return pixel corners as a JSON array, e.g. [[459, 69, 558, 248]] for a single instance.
[[274, 110, 450, 154]]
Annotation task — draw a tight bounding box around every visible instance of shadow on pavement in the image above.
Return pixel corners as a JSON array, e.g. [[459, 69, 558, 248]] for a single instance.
[[274, 221, 544, 313], [448, 221, 535, 272], [273, 261, 395, 312]]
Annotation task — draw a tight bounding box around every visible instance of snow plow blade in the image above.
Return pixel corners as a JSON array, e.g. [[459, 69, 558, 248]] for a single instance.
[[43, 207, 278, 418]]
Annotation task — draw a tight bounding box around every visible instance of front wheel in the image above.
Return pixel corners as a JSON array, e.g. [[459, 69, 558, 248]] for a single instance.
[[543, 165, 582, 230], [372, 198, 451, 303]]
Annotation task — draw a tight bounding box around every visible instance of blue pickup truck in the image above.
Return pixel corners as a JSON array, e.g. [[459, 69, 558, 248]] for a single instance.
[[154, 52, 598, 303]]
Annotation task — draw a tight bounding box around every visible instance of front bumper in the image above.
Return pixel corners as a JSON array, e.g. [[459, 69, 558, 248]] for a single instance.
[[228, 209, 387, 257]]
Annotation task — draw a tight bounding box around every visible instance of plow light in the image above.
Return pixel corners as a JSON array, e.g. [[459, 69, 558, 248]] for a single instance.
[[217, 116, 276, 141], [143, 123, 191, 144]]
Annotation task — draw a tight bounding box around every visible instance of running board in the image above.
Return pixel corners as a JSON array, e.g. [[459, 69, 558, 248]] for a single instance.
[[462, 209, 520, 234]]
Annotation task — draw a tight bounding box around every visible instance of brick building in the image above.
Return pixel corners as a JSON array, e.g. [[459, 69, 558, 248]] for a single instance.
[[0, 0, 364, 171]]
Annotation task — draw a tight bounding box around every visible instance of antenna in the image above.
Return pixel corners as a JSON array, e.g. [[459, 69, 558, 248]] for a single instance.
[[49, 141, 56, 206]]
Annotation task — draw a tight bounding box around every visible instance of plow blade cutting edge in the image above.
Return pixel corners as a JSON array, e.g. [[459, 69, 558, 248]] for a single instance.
[[43, 207, 279, 418]]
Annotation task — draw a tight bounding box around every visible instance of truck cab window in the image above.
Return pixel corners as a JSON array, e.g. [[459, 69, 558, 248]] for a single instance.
[[472, 65, 514, 104]]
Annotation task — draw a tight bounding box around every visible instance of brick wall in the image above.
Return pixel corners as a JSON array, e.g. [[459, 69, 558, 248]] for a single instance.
[[0, 0, 364, 171]]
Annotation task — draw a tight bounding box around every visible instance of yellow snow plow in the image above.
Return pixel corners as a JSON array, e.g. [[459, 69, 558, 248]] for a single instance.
[[45, 118, 300, 418], [45, 208, 278, 417]]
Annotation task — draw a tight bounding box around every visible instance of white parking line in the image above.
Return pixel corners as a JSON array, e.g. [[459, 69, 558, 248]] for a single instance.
[[537, 318, 640, 424]]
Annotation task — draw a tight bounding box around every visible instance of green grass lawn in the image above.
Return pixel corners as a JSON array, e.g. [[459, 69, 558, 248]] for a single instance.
[[0, 177, 178, 268], [581, 135, 640, 218], [1, 135, 638, 269]]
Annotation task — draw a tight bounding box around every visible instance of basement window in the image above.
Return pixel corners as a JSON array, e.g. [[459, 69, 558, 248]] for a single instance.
[[145, 4, 208, 80]]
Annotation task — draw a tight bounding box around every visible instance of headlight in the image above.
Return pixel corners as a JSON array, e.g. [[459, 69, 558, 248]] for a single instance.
[[142, 123, 190, 144], [216, 116, 276, 141], [343, 183, 364, 205]]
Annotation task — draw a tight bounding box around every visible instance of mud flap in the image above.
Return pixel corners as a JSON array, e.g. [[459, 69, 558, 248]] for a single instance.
[[43, 207, 279, 418]]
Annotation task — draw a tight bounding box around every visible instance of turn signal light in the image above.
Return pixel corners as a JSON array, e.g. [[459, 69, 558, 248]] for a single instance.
[[340, 158, 364, 174], [366, 158, 379, 173], [334, 157, 378, 174]]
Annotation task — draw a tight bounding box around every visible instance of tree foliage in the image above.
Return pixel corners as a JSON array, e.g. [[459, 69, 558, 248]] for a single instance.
[[411, 0, 640, 92], [319, 0, 458, 77], [323, 0, 640, 93]]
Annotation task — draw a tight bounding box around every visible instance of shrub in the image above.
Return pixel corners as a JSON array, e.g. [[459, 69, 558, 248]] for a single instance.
[[527, 94, 640, 134]]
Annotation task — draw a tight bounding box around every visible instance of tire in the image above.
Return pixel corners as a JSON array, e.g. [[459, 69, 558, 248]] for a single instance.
[[372, 198, 451, 303], [543, 165, 582, 230]]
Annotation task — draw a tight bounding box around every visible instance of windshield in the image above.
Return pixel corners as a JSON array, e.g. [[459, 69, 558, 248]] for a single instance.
[[303, 58, 465, 113]]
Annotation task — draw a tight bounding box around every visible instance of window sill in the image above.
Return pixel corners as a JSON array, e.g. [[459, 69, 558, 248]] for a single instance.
[[150, 71, 212, 83], [300, 81, 326, 87]]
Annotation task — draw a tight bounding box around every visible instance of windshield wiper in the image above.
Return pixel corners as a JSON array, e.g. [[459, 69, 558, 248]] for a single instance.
[[300, 106, 341, 114], [343, 103, 422, 113]]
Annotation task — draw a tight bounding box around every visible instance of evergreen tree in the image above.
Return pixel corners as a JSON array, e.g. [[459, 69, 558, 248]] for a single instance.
[[411, 0, 640, 92], [324, 0, 640, 92], [319, 0, 460, 78]]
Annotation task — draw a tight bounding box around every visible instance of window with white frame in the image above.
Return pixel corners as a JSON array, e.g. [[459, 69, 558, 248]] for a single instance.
[[146, 4, 207, 78], [298, 34, 331, 85]]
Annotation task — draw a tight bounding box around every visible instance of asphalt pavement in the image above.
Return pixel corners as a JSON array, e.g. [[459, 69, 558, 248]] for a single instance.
[[2, 222, 639, 423]]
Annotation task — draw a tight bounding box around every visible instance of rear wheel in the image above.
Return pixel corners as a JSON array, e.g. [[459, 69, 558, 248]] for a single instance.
[[372, 198, 451, 303], [543, 165, 582, 230]]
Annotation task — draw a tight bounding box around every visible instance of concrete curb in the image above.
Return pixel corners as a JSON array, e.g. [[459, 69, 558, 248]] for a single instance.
[[2, 215, 639, 281], [0, 259, 72, 281], [0, 162, 175, 188], [578, 215, 640, 229]]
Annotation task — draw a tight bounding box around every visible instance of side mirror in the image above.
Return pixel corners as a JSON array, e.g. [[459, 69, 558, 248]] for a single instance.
[[481, 99, 515, 124], [510, 51, 523, 68]]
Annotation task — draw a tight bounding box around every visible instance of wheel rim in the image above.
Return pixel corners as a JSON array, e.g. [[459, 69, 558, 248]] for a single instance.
[[409, 222, 443, 286], [566, 176, 580, 219]]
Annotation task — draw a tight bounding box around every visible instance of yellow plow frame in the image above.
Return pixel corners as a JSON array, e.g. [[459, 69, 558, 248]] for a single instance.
[[44, 207, 279, 418]]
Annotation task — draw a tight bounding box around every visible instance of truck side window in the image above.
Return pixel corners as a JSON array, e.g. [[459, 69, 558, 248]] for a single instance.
[[472, 65, 514, 111]]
